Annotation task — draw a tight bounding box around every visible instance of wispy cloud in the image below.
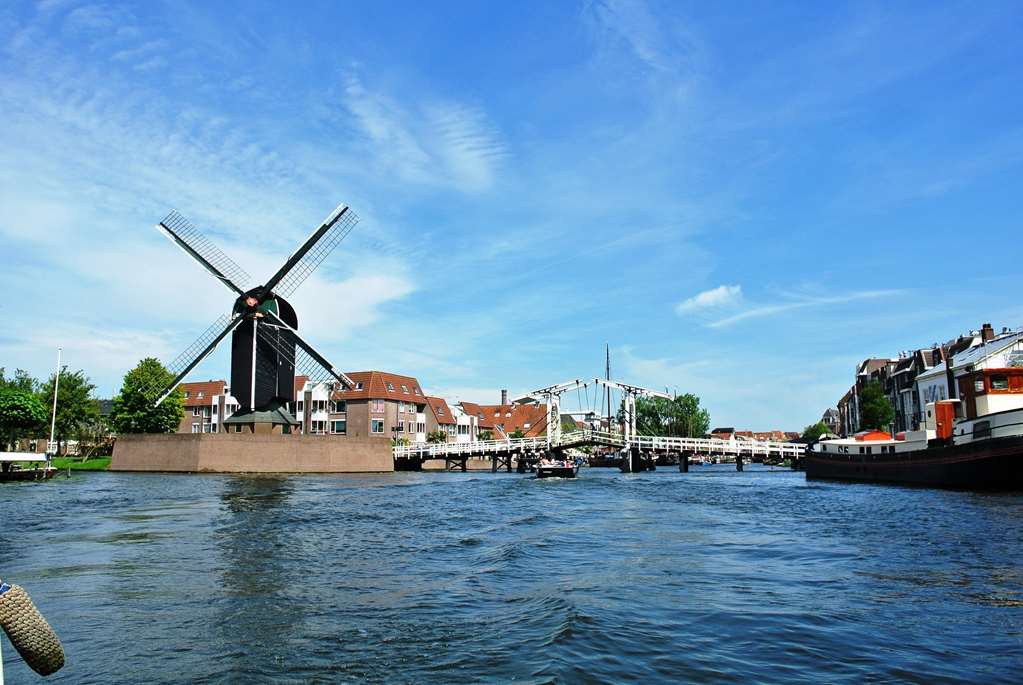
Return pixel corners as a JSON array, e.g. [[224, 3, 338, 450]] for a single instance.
[[675, 284, 742, 314], [707, 290, 906, 329], [342, 73, 507, 193]]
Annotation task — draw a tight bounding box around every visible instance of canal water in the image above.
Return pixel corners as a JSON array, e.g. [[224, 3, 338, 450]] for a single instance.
[[1, 465, 1021, 684]]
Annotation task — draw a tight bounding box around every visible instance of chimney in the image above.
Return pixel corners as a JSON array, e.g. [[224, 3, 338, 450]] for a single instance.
[[501, 389, 508, 405], [981, 323, 995, 343]]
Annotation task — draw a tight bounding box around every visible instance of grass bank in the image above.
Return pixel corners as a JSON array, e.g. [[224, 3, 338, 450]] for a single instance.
[[49, 457, 111, 471]]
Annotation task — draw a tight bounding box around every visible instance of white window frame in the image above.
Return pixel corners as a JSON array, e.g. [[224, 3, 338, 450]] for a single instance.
[[371, 419, 384, 434]]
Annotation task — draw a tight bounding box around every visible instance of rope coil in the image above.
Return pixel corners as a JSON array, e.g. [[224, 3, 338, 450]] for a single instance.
[[0, 583, 65, 676]]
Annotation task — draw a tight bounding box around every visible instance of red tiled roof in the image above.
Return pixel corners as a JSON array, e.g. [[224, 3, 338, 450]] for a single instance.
[[474, 403, 548, 438], [180, 380, 226, 407], [332, 371, 427, 403], [459, 401, 492, 428], [294, 375, 310, 398], [426, 396, 455, 425]]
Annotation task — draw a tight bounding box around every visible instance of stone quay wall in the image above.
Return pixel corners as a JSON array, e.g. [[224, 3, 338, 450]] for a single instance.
[[111, 433, 394, 473]]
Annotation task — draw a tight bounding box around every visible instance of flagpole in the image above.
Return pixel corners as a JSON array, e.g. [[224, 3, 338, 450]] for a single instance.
[[47, 348, 61, 457]]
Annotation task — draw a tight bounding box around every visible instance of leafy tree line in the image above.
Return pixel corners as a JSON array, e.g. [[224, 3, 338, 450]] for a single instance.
[[624, 394, 711, 438], [0, 358, 184, 452]]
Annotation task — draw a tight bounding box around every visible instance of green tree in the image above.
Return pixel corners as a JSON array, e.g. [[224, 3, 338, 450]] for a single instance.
[[38, 367, 99, 451], [0, 388, 48, 449], [801, 421, 831, 442], [508, 428, 526, 439], [0, 368, 38, 393], [858, 380, 895, 431], [630, 394, 711, 437], [478, 429, 493, 441], [426, 430, 448, 443], [110, 358, 184, 434]]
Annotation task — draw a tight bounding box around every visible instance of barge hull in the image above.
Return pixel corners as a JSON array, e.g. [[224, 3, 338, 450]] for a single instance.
[[806, 436, 1023, 489]]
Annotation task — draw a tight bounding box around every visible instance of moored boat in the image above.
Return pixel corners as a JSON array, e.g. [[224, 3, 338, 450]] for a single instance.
[[809, 367, 1023, 489], [1, 455, 57, 482]]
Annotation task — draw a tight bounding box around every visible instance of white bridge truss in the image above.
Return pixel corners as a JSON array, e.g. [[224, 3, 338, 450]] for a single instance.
[[392, 428, 806, 461]]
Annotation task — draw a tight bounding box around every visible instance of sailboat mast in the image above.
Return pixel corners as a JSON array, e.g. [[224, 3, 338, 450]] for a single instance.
[[47, 347, 61, 456]]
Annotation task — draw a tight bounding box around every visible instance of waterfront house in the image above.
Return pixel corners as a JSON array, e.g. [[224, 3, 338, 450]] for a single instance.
[[426, 396, 456, 440], [178, 380, 241, 433]]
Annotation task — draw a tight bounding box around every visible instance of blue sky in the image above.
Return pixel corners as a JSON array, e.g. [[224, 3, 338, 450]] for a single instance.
[[2, 0, 1022, 430]]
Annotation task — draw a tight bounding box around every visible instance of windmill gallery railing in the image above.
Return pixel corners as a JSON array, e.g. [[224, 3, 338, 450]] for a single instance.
[[392, 429, 805, 461]]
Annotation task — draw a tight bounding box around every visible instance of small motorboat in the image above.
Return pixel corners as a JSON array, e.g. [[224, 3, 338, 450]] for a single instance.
[[1, 454, 57, 482], [536, 458, 579, 479]]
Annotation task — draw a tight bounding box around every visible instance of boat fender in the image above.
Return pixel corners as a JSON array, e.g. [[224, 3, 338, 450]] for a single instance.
[[0, 580, 65, 676]]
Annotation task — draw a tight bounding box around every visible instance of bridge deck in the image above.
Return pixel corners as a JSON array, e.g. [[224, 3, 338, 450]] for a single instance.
[[393, 430, 805, 461]]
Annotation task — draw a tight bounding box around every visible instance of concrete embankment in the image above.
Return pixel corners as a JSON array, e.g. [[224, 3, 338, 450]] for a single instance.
[[111, 433, 394, 473]]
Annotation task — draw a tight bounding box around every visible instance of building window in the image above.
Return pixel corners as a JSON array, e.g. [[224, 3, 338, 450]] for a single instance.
[[417, 422, 425, 433], [332, 420, 347, 435], [398, 420, 405, 432], [191, 423, 199, 433], [310, 420, 327, 434], [331, 400, 346, 413], [235, 424, 243, 433], [183, 391, 190, 398], [198, 391, 204, 399], [523, 423, 530, 429], [212, 404, 218, 415], [203, 423, 212, 433], [413, 387, 421, 396], [371, 399, 385, 413], [437, 406, 445, 415], [211, 424, 218, 433], [355, 382, 364, 390], [991, 375, 1009, 391], [193, 407, 201, 417], [371, 419, 384, 433], [386, 382, 395, 391], [401, 384, 409, 393], [296, 401, 304, 412]]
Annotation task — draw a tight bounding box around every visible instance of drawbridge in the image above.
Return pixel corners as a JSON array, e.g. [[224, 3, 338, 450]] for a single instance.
[[392, 377, 806, 472]]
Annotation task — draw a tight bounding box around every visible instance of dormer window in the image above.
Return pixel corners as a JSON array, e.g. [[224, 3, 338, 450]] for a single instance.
[[413, 387, 421, 395], [355, 382, 364, 390], [198, 391, 204, 399], [494, 411, 501, 417], [401, 385, 409, 393], [386, 382, 395, 391], [438, 407, 445, 415], [183, 391, 190, 398]]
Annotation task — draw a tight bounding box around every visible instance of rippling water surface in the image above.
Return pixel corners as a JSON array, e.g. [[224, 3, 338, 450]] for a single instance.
[[2, 466, 1022, 683]]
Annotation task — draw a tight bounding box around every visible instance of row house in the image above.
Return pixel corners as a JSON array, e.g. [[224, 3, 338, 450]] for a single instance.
[[290, 371, 439, 441], [426, 396, 456, 439], [915, 326, 1023, 422], [178, 380, 240, 433], [460, 398, 548, 439], [834, 323, 1015, 435], [448, 403, 480, 442]]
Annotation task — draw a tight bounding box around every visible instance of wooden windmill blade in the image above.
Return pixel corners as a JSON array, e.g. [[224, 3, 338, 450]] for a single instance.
[[150, 313, 244, 406], [263, 204, 359, 299], [157, 211, 251, 296]]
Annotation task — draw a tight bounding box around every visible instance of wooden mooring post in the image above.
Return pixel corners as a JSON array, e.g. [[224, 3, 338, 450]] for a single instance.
[[680, 452, 689, 472], [736, 453, 744, 472]]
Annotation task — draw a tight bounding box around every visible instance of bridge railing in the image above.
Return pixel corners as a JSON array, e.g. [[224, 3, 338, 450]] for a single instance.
[[630, 435, 806, 457], [393, 435, 549, 460]]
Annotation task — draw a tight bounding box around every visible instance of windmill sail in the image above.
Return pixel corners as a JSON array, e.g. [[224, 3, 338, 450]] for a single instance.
[[151, 313, 242, 406], [263, 204, 359, 298], [158, 211, 252, 295]]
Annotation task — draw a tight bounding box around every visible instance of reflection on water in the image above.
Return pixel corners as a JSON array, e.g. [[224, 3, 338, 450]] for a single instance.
[[1, 467, 1022, 683]]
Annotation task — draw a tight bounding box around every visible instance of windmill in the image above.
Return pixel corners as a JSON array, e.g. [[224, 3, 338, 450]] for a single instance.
[[149, 204, 359, 427]]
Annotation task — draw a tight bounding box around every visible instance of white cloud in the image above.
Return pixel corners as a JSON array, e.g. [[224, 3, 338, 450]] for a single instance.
[[707, 290, 905, 328], [675, 284, 742, 314], [342, 73, 507, 193]]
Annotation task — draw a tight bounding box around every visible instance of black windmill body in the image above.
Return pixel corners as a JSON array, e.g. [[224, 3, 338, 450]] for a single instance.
[[151, 205, 359, 422]]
